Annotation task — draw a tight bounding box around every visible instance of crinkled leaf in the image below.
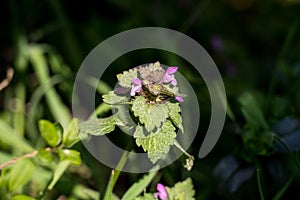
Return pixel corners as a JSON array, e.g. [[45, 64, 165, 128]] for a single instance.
[[63, 118, 79, 147], [102, 91, 129, 104], [132, 96, 168, 132], [117, 68, 138, 88], [167, 102, 183, 132], [79, 116, 116, 136], [166, 178, 195, 200], [39, 120, 62, 147], [134, 120, 176, 163], [139, 61, 165, 83], [58, 149, 81, 166], [184, 156, 194, 171], [8, 159, 35, 192]]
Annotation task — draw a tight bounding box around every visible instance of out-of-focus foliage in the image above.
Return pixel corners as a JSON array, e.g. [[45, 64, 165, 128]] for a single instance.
[[1, 0, 300, 199]]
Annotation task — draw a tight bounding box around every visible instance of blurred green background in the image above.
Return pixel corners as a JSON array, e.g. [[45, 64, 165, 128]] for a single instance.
[[1, 0, 300, 199]]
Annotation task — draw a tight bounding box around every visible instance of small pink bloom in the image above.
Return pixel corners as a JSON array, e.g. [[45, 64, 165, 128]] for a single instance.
[[130, 78, 142, 96], [162, 67, 178, 86], [166, 66, 178, 74], [154, 183, 168, 200], [175, 96, 184, 102]]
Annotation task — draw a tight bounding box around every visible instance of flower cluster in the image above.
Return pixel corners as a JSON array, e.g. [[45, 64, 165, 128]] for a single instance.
[[118, 61, 184, 103]]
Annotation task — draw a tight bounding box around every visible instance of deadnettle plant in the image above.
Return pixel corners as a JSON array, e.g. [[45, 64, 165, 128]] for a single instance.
[[80, 61, 191, 165]]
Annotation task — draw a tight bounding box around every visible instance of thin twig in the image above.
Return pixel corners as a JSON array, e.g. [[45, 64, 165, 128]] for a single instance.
[[0, 67, 14, 91], [0, 150, 38, 170]]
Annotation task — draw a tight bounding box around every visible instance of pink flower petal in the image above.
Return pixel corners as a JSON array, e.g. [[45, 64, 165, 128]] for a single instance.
[[156, 183, 168, 200], [130, 78, 142, 96], [166, 67, 178, 74], [175, 96, 183, 102]]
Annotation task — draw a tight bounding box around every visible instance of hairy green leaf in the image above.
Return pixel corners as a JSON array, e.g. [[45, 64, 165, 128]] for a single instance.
[[79, 116, 116, 136], [166, 178, 195, 200], [102, 91, 129, 105], [8, 159, 35, 192], [117, 68, 138, 88], [167, 103, 183, 132], [132, 96, 168, 132], [134, 120, 176, 163], [139, 61, 165, 83], [63, 118, 79, 147], [39, 120, 62, 147]]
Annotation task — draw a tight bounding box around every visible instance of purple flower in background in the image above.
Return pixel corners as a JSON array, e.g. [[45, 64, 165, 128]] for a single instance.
[[130, 78, 142, 96], [154, 183, 168, 200], [161, 67, 178, 85], [175, 96, 184, 102], [211, 35, 223, 52], [225, 62, 237, 77]]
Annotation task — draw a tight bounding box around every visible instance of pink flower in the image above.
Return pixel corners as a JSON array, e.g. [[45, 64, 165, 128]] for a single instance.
[[175, 96, 183, 102], [161, 67, 178, 86], [130, 78, 142, 96], [154, 183, 168, 200]]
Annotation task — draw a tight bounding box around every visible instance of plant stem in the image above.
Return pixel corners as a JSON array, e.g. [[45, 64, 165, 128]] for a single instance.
[[103, 151, 129, 200], [273, 135, 300, 173], [256, 163, 265, 200], [0, 151, 38, 170], [265, 19, 299, 113], [272, 174, 295, 200]]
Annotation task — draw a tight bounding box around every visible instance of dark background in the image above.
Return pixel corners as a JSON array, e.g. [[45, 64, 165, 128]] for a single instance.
[[1, 0, 300, 199]]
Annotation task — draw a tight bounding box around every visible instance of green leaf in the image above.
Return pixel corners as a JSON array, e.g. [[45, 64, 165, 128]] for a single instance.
[[37, 149, 54, 163], [29, 45, 71, 128], [0, 119, 34, 152], [39, 120, 62, 147], [134, 120, 176, 163], [48, 160, 70, 190], [8, 159, 35, 192], [58, 149, 81, 166], [242, 128, 274, 155], [239, 93, 268, 130], [72, 184, 100, 200], [79, 116, 116, 136], [102, 91, 129, 105], [63, 118, 79, 147], [0, 166, 10, 189], [117, 68, 138, 88], [166, 178, 195, 200], [132, 96, 168, 132], [167, 103, 183, 132], [12, 195, 36, 200], [122, 166, 159, 200]]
